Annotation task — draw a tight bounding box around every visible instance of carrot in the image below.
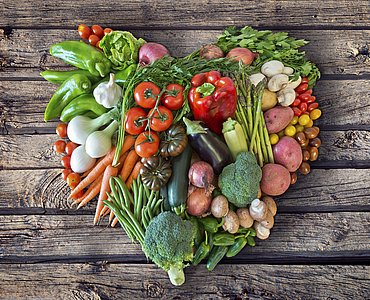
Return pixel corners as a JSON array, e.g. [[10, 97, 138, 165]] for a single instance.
[[68, 147, 116, 200], [100, 205, 110, 217], [119, 149, 140, 182], [117, 151, 129, 173], [111, 217, 119, 227], [126, 161, 143, 190], [71, 173, 104, 206], [81, 157, 103, 178], [76, 177, 103, 209], [109, 210, 115, 223], [93, 165, 119, 225], [121, 135, 136, 154]]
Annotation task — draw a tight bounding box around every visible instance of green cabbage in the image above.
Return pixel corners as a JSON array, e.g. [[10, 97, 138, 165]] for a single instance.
[[99, 31, 145, 70]]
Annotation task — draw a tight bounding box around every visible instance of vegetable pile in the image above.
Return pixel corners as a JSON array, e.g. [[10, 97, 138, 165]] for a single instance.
[[43, 24, 322, 285]]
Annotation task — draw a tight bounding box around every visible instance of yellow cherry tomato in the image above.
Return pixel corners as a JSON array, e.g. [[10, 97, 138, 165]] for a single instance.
[[298, 114, 311, 126], [277, 130, 285, 138], [295, 124, 305, 133], [284, 125, 297, 137], [310, 109, 322, 120], [304, 119, 314, 128], [269, 133, 279, 145], [290, 116, 299, 125]]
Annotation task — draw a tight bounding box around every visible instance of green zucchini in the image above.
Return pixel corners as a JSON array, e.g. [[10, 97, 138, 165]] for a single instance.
[[167, 144, 192, 210]]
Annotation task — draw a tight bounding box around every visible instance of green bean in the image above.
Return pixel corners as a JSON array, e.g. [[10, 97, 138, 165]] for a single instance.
[[132, 177, 138, 212], [136, 177, 143, 221], [141, 207, 149, 229], [153, 199, 163, 216], [114, 177, 132, 206]]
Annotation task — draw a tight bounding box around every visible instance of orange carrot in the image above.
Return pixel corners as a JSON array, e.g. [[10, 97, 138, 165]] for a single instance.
[[71, 173, 104, 206], [117, 151, 129, 173], [109, 210, 115, 223], [93, 165, 119, 225], [76, 177, 103, 209], [111, 217, 119, 227], [100, 205, 110, 217], [121, 135, 136, 154], [126, 161, 143, 190], [68, 147, 116, 200], [120, 149, 140, 182]]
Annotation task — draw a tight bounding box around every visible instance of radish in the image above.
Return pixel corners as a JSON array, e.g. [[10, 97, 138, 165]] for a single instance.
[[188, 161, 214, 190]]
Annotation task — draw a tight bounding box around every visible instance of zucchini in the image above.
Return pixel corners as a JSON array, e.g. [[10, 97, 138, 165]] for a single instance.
[[167, 144, 192, 210]]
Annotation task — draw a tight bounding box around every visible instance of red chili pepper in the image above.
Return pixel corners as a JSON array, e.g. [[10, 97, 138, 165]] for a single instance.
[[188, 71, 237, 134], [308, 102, 319, 112]]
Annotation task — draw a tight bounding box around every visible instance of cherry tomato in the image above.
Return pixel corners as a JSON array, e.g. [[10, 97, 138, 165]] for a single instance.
[[65, 142, 79, 156], [149, 106, 173, 132], [91, 25, 104, 39], [305, 89, 313, 95], [301, 77, 309, 84], [161, 84, 185, 110], [135, 131, 160, 158], [306, 96, 316, 104], [292, 107, 302, 116], [61, 168, 72, 181], [299, 93, 311, 102], [134, 82, 161, 108], [67, 173, 81, 189], [299, 102, 308, 113], [291, 98, 301, 107], [71, 189, 85, 200], [61, 155, 71, 169], [104, 28, 113, 35], [125, 107, 148, 135], [191, 73, 207, 86], [295, 83, 309, 94], [56, 123, 68, 138], [53, 140, 66, 154], [88, 34, 100, 46], [78, 24, 91, 40], [308, 102, 319, 112]]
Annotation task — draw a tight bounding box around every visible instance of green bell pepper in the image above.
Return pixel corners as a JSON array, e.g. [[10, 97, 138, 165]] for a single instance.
[[44, 74, 92, 121], [60, 94, 108, 122], [40, 69, 101, 85], [50, 41, 111, 77]]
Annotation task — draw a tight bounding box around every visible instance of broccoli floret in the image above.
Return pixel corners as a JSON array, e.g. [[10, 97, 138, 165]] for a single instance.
[[143, 211, 196, 286], [218, 151, 262, 207]]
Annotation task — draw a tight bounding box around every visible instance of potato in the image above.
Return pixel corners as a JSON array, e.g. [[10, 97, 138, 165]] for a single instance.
[[273, 136, 303, 172], [264, 106, 294, 134], [260, 163, 290, 196], [262, 89, 277, 111]]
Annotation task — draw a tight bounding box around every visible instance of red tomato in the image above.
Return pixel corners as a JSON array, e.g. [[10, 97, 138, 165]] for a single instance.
[[305, 89, 313, 95], [91, 25, 104, 38], [291, 98, 301, 107], [135, 131, 160, 158], [78, 24, 91, 40], [134, 82, 161, 108], [65, 142, 79, 156], [295, 83, 309, 94], [56, 123, 68, 138], [299, 93, 311, 102], [61, 155, 71, 169], [67, 173, 81, 189], [88, 34, 100, 46], [104, 28, 113, 35], [292, 107, 302, 116], [306, 96, 316, 104], [299, 102, 308, 113], [161, 84, 185, 110], [53, 140, 66, 154], [149, 106, 173, 132], [61, 168, 72, 181], [301, 77, 309, 84], [308, 102, 319, 112], [125, 107, 148, 135]]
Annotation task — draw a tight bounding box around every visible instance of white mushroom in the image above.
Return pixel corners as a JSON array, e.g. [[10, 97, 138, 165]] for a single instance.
[[267, 74, 289, 92], [277, 88, 296, 106], [254, 221, 270, 240], [261, 60, 285, 77], [285, 76, 302, 90], [249, 73, 266, 87], [282, 66, 294, 75], [249, 199, 268, 221]]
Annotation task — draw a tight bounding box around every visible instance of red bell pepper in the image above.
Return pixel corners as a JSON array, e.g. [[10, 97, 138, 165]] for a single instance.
[[188, 70, 237, 134]]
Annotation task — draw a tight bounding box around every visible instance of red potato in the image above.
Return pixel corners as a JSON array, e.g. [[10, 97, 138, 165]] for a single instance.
[[260, 163, 290, 196], [264, 106, 294, 134], [273, 136, 303, 172], [187, 188, 212, 216]]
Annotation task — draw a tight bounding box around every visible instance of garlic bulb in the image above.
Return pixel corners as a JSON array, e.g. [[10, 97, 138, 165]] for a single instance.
[[93, 73, 122, 108], [70, 145, 96, 173], [85, 120, 118, 158]]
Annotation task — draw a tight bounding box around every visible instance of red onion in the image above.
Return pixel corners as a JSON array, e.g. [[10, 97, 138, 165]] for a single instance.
[[226, 47, 256, 65], [200, 44, 224, 60], [139, 42, 170, 66], [188, 161, 214, 190]]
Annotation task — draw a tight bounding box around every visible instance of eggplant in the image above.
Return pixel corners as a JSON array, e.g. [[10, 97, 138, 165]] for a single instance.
[[183, 118, 232, 174]]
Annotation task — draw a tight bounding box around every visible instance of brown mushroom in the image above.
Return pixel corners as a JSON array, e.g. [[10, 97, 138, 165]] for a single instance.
[[260, 211, 274, 229], [254, 221, 271, 240], [249, 199, 268, 221], [222, 210, 240, 234], [236, 208, 254, 228], [262, 196, 277, 216]]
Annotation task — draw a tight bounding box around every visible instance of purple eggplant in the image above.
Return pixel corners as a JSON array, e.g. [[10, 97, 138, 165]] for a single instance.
[[183, 118, 232, 174]]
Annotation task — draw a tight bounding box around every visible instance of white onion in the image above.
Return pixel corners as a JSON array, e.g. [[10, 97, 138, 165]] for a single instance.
[[70, 145, 96, 173]]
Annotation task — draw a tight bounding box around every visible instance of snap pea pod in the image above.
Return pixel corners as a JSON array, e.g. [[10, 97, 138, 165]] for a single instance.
[[206, 246, 228, 271], [213, 232, 235, 246], [40, 69, 100, 85], [226, 237, 248, 257]]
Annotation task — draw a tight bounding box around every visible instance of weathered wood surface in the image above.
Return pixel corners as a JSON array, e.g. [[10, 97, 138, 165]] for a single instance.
[[2, 0, 370, 28], [1, 169, 369, 212], [1, 213, 369, 264], [1, 29, 369, 76], [0, 263, 369, 300]]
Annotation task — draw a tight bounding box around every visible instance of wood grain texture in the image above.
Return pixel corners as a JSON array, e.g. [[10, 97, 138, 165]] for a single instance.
[[1, 29, 369, 76], [0, 213, 369, 263], [1, 130, 369, 169], [1, 79, 369, 135], [0, 263, 369, 300], [2, 0, 370, 28], [1, 169, 369, 211]]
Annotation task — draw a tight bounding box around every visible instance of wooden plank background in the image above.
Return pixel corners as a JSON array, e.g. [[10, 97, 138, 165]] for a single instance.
[[0, 0, 369, 299]]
